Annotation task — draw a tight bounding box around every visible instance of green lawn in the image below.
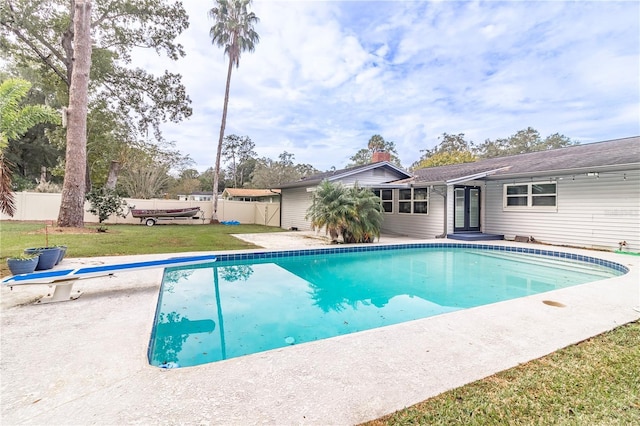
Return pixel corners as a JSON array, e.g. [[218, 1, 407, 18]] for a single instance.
[[363, 320, 640, 425], [0, 221, 284, 276]]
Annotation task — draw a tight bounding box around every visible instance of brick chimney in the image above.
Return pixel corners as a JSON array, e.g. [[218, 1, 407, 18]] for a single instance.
[[372, 150, 391, 163]]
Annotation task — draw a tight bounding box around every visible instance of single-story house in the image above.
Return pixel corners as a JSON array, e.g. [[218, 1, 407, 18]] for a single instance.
[[177, 191, 213, 202], [278, 136, 640, 252], [221, 188, 281, 203]]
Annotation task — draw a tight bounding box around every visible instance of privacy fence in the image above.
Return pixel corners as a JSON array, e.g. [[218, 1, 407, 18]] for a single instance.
[[1, 192, 281, 227]]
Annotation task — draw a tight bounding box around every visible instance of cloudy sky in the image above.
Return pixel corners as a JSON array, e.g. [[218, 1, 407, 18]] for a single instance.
[[135, 0, 640, 172]]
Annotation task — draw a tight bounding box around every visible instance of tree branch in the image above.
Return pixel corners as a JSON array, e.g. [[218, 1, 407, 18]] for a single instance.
[[1, 22, 69, 86], [2, 0, 70, 85], [92, 10, 128, 29]]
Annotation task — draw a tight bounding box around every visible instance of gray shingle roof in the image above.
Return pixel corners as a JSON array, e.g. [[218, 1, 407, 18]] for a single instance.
[[414, 136, 640, 183], [278, 161, 412, 189]]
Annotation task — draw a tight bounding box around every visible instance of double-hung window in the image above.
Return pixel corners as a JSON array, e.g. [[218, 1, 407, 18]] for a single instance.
[[504, 182, 557, 210], [398, 188, 428, 214], [372, 189, 393, 213]]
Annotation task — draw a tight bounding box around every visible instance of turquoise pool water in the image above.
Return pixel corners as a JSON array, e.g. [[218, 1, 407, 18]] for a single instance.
[[148, 245, 625, 368]]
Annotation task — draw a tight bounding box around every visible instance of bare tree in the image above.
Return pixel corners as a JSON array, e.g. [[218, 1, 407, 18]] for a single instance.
[[119, 164, 170, 199]]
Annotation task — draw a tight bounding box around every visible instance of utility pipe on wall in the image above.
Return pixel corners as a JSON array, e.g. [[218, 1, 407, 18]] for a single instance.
[[430, 185, 447, 238]]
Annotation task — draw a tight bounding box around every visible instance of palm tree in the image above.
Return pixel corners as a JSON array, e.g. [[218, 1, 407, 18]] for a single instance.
[[209, 0, 259, 223], [344, 185, 383, 243], [0, 78, 60, 216], [306, 180, 383, 244], [306, 180, 353, 241]]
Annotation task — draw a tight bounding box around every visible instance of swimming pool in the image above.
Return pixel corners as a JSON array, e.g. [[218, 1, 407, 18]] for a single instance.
[[148, 243, 626, 368]]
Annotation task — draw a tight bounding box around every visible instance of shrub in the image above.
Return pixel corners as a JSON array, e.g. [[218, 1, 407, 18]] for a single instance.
[[306, 180, 383, 243], [86, 187, 129, 223]]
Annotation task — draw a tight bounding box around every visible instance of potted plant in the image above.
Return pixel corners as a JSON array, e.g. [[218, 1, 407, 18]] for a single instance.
[[23, 222, 64, 270], [7, 253, 40, 275], [23, 247, 61, 271], [55, 245, 68, 265]]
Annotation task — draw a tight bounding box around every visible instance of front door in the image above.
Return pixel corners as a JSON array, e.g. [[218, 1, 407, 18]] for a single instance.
[[454, 186, 480, 232]]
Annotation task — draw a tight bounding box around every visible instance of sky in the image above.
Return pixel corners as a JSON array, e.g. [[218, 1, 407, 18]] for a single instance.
[[133, 0, 640, 173]]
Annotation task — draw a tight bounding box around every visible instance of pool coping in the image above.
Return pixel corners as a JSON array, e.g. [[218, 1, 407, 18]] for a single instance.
[[1, 238, 639, 424], [197, 242, 631, 273]]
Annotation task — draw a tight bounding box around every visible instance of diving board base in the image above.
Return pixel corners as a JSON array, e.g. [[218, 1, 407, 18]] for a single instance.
[[36, 283, 83, 304]]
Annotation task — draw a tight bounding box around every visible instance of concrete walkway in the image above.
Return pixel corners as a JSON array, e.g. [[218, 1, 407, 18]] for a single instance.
[[1, 234, 639, 425]]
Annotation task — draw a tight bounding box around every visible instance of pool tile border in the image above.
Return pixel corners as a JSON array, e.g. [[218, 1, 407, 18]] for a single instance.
[[209, 243, 628, 274]]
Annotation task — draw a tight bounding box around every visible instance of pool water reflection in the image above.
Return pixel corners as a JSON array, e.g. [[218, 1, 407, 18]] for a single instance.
[[148, 247, 624, 368]]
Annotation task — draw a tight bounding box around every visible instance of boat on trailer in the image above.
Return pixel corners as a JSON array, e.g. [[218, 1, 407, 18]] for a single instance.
[[130, 207, 203, 226]]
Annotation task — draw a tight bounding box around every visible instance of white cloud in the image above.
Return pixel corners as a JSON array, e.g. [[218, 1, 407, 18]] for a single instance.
[[138, 0, 639, 172]]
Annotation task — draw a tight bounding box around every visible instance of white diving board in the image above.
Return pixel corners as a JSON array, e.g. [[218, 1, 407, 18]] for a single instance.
[[2, 254, 217, 304]]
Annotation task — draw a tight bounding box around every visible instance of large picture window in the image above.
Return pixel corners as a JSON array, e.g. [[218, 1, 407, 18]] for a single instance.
[[504, 182, 557, 210], [372, 189, 393, 213], [398, 188, 428, 214]]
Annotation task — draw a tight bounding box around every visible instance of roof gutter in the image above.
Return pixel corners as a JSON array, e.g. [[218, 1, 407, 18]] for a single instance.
[[483, 163, 640, 180], [361, 183, 412, 189], [445, 166, 511, 185]]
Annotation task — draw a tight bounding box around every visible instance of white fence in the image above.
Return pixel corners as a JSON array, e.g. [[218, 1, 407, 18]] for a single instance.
[[1, 192, 281, 227]]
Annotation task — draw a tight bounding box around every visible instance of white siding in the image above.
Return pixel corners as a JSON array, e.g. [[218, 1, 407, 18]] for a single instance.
[[281, 184, 446, 237], [380, 186, 446, 238], [484, 172, 640, 252], [281, 187, 313, 230]]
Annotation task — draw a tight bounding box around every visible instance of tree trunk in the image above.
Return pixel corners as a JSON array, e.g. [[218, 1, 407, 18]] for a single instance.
[[61, 1, 76, 84], [57, 0, 92, 227], [85, 161, 92, 192], [0, 155, 16, 217], [105, 160, 121, 189], [211, 58, 234, 223]]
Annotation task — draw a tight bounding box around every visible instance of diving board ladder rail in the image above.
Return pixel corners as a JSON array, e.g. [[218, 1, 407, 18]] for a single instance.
[[2, 254, 217, 304]]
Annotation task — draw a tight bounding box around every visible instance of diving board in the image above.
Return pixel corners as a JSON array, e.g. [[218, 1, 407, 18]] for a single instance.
[[2, 254, 217, 304]]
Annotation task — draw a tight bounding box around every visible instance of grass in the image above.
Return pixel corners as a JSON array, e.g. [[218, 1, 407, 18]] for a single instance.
[[363, 320, 640, 425], [0, 221, 284, 276], [2, 221, 637, 424]]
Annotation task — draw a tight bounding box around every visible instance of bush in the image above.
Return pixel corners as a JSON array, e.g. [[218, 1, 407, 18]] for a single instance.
[[86, 187, 129, 223], [306, 180, 383, 243]]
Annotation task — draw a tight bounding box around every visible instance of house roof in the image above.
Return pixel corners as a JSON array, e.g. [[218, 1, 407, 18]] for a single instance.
[[412, 136, 640, 184], [277, 161, 412, 189], [222, 188, 281, 197]]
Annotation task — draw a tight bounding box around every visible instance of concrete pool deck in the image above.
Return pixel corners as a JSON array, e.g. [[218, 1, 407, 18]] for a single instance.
[[1, 232, 639, 425]]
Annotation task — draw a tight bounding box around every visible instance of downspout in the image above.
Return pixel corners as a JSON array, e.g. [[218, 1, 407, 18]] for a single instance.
[[430, 185, 447, 238], [271, 188, 283, 229]]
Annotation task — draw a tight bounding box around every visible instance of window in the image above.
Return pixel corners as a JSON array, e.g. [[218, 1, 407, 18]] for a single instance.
[[398, 188, 428, 214], [373, 189, 393, 213], [504, 182, 556, 210]]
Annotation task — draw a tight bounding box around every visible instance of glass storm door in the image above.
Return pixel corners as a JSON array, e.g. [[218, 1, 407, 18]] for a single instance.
[[454, 186, 481, 232]]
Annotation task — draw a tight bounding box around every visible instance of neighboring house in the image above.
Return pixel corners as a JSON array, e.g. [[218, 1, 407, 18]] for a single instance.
[[278, 137, 640, 252], [177, 192, 214, 201], [221, 188, 281, 203]]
